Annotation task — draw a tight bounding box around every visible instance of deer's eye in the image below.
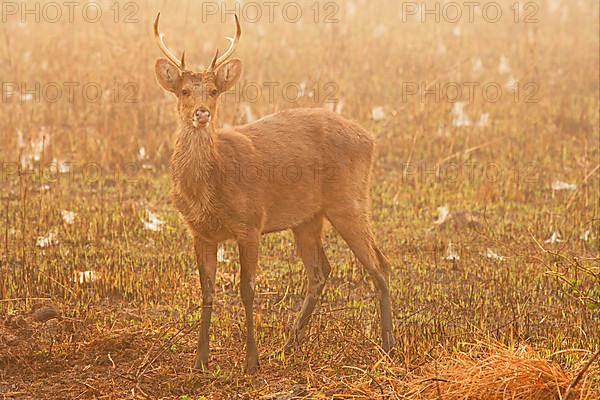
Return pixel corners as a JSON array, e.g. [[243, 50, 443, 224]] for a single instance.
[[181, 89, 190, 97], [210, 89, 218, 96]]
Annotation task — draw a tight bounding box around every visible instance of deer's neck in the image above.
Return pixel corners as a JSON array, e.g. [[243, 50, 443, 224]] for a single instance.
[[171, 125, 220, 217]]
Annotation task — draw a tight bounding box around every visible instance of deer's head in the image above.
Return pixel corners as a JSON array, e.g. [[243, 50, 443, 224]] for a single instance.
[[153, 13, 242, 129]]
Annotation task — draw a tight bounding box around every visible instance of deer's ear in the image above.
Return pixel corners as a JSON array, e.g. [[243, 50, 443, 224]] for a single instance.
[[216, 59, 242, 92], [155, 59, 181, 93]]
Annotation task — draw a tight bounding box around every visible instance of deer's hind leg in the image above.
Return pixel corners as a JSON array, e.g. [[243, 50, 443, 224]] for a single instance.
[[285, 214, 331, 351], [325, 209, 396, 353]]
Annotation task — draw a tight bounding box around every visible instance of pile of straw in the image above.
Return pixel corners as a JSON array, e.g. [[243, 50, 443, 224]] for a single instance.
[[406, 344, 599, 400]]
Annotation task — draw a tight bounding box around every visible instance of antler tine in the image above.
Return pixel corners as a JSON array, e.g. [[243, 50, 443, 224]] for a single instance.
[[209, 48, 220, 71], [154, 12, 185, 70], [213, 14, 241, 69]]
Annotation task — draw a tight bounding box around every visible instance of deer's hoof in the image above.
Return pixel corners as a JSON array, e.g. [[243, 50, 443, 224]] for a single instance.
[[246, 357, 259, 375], [283, 329, 305, 353], [246, 365, 258, 375], [383, 332, 397, 355], [193, 356, 209, 372]]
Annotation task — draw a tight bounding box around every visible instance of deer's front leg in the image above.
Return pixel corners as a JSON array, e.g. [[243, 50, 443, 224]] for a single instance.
[[193, 237, 217, 371], [238, 233, 259, 374]]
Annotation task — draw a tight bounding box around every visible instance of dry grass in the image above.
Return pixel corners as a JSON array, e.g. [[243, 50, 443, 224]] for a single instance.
[[406, 343, 599, 400], [1, 0, 599, 398]]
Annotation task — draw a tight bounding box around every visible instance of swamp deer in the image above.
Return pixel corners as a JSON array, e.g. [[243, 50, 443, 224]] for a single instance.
[[153, 13, 395, 373]]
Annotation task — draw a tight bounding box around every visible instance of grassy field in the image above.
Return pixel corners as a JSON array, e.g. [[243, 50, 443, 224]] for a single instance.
[[1, 0, 599, 398]]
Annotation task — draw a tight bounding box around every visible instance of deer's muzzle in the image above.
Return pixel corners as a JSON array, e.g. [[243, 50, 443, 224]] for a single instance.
[[193, 107, 211, 127]]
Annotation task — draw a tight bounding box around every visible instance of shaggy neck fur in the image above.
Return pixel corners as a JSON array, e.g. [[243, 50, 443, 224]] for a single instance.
[[171, 124, 221, 220]]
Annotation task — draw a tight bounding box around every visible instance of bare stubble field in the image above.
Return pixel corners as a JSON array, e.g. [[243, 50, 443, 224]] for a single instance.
[[0, 0, 599, 398]]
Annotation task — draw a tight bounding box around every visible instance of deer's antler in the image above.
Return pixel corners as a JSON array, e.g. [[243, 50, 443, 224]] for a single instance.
[[153, 12, 186, 70], [209, 48, 220, 71], [209, 14, 241, 71]]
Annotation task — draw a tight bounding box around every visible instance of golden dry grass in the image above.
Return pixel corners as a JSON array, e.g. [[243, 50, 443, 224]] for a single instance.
[[0, 0, 599, 398], [405, 342, 599, 400]]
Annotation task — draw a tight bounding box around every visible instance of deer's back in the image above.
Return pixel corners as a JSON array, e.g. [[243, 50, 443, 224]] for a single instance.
[[213, 108, 375, 233], [228, 107, 374, 170]]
